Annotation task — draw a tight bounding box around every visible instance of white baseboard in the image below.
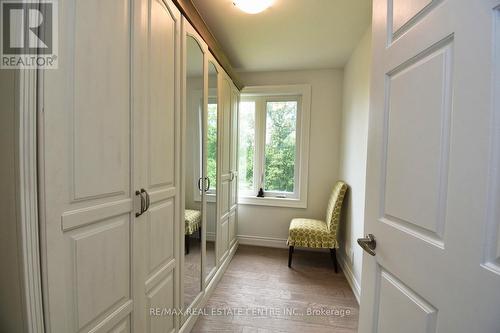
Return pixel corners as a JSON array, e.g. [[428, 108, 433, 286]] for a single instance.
[[237, 235, 328, 252], [337, 253, 361, 304], [237, 234, 288, 248]]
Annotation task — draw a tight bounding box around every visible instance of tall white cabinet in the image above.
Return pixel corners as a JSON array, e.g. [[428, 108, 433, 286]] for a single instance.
[[218, 72, 240, 263], [40, 0, 181, 332], [37, 1, 238, 332]]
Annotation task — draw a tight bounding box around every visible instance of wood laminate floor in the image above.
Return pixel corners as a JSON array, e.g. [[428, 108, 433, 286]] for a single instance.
[[192, 245, 359, 333]]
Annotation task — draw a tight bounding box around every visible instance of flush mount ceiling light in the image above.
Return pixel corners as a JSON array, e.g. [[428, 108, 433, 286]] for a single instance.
[[233, 0, 273, 14]]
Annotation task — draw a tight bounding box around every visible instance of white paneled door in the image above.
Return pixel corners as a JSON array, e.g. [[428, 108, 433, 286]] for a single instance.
[[40, 0, 180, 332], [132, 0, 180, 332], [218, 74, 233, 261], [228, 86, 239, 247], [359, 0, 500, 332], [41, 1, 134, 331]]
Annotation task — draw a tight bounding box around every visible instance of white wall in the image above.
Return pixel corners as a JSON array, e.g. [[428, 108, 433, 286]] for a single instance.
[[337, 28, 372, 301], [236, 69, 344, 246]]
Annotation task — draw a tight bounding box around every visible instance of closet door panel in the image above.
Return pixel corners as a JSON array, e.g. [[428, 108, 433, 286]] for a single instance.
[[216, 74, 232, 264], [219, 76, 232, 219], [42, 0, 134, 332], [142, 0, 178, 279], [144, 0, 177, 274], [146, 272, 175, 333], [148, 199, 175, 272], [148, 0, 176, 188], [229, 88, 239, 210], [221, 182, 230, 218], [72, 217, 130, 329], [73, 0, 131, 201], [229, 210, 236, 246], [229, 177, 237, 210], [133, 0, 180, 331], [220, 217, 229, 259], [221, 78, 232, 175], [229, 87, 239, 245], [108, 317, 131, 333]]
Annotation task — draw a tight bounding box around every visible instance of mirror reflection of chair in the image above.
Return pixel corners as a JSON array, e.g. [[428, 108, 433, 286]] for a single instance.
[[185, 209, 201, 254]]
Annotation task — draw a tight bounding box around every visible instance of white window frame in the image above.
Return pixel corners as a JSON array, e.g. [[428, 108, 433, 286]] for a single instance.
[[238, 84, 311, 208]]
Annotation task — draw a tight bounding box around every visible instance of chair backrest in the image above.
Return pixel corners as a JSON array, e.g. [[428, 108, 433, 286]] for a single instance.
[[325, 181, 348, 234]]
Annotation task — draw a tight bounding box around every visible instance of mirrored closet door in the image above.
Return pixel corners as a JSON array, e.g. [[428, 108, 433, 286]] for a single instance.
[[205, 61, 219, 282], [182, 18, 220, 315], [183, 33, 205, 311]]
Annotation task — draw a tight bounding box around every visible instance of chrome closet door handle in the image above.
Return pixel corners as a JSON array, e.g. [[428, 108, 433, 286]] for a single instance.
[[135, 190, 146, 217], [141, 188, 150, 212], [197, 177, 203, 191], [205, 177, 210, 192]]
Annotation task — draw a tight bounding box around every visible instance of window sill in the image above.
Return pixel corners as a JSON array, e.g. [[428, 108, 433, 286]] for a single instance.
[[238, 196, 307, 209]]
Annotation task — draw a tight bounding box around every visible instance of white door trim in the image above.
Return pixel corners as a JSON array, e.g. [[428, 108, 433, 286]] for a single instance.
[[16, 67, 45, 332]]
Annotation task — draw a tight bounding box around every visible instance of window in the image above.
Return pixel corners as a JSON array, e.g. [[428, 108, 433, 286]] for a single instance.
[[238, 85, 311, 208]]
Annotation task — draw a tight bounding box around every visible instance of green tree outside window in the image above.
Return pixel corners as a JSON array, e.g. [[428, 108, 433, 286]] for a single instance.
[[264, 101, 297, 193]]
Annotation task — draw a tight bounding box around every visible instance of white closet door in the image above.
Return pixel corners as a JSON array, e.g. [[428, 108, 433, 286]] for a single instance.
[[41, 0, 134, 331], [133, 0, 180, 332], [228, 86, 240, 246], [218, 74, 232, 261]]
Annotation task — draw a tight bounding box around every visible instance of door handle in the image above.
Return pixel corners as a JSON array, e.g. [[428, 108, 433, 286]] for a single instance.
[[205, 177, 210, 192], [230, 171, 235, 181], [135, 190, 146, 217], [357, 234, 376, 256], [197, 177, 203, 191], [141, 188, 150, 212]]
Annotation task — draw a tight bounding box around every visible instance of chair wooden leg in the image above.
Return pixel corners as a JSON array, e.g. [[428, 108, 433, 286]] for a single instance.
[[330, 248, 338, 273], [288, 246, 294, 268]]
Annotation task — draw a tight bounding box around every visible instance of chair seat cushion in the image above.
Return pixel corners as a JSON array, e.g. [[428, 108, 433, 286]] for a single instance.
[[185, 209, 201, 235], [287, 218, 338, 249]]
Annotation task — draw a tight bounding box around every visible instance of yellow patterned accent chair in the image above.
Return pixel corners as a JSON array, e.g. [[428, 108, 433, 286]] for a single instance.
[[287, 181, 348, 272]]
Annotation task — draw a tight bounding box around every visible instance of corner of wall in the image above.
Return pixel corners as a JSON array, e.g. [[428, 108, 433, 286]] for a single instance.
[[337, 26, 372, 297]]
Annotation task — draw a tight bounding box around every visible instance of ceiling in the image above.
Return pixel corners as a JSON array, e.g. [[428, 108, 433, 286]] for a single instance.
[[192, 0, 372, 72]]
